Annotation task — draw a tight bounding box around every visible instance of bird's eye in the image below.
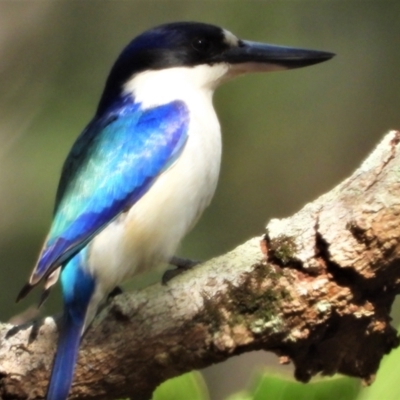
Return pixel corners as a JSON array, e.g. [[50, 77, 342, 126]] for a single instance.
[[192, 37, 211, 53]]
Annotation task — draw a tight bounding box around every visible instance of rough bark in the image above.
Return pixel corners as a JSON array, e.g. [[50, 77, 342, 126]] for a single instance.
[[1, 131, 400, 400]]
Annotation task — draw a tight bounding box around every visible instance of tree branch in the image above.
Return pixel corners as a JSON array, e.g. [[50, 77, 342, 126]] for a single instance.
[[2, 131, 400, 400]]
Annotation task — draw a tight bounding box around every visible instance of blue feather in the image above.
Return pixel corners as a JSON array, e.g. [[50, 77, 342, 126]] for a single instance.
[[46, 249, 95, 400], [31, 97, 189, 284]]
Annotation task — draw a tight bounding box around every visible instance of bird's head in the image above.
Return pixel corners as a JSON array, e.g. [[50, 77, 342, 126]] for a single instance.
[[97, 22, 334, 113]]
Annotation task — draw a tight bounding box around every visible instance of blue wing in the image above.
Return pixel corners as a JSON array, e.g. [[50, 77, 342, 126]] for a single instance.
[[30, 98, 189, 285]]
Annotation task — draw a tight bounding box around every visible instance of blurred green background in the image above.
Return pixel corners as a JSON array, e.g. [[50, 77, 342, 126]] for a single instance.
[[1, 1, 400, 399]]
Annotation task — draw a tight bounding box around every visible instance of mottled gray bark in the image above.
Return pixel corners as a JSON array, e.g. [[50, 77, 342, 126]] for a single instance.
[[1, 131, 400, 400]]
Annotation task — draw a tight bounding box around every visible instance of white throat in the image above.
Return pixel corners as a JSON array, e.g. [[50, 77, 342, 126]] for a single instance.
[[123, 64, 231, 108]]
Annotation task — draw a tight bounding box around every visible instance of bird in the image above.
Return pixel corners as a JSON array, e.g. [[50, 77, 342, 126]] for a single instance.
[[16, 21, 334, 400]]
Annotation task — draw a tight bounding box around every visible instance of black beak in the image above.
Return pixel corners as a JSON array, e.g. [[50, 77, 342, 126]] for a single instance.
[[221, 40, 335, 72]]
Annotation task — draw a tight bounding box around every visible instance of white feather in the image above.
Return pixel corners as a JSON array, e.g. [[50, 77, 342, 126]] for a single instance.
[[84, 64, 231, 325]]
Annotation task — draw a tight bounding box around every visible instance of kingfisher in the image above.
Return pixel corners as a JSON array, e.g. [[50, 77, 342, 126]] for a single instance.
[[16, 21, 334, 400]]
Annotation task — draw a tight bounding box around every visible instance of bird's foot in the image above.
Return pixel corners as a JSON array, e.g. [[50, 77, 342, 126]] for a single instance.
[[169, 256, 201, 269], [93, 287, 124, 320], [6, 316, 47, 344], [162, 256, 201, 285], [107, 286, 123, 302]]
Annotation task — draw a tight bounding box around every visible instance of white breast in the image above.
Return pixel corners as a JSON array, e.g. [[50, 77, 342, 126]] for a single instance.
[[88, 65, 227, 293]]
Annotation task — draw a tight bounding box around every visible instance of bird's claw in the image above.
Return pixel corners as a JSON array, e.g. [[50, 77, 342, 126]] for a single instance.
[[107, 286, 124, 301], [6, 317, 46, 344], [162, 256, 201, 285]]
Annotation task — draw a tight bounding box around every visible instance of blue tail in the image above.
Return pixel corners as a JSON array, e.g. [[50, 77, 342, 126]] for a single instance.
[[46, 311, 84, 400], [46, 248, 95, 400]]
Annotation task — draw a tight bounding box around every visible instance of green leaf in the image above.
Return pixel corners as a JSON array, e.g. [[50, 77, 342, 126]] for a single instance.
[[225, 391, 253, 400], [152, 371, 209, 400], [250, 371, 360, 400], [356, 347, 400, 400]]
